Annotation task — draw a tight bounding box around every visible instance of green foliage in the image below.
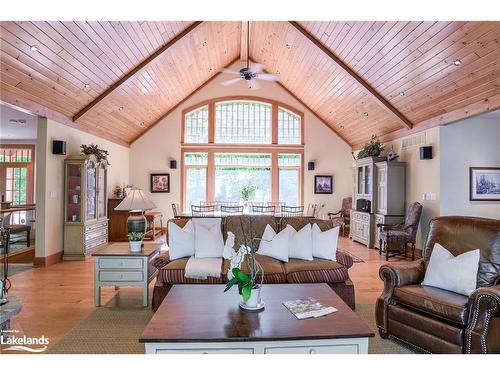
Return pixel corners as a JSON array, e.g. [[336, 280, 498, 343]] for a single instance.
[[357, 135, 385, 159], [240, 185, 256, 201], [128, 232, 144, 241], [224, 267, 255, 301], [80, 144, 109, 164]]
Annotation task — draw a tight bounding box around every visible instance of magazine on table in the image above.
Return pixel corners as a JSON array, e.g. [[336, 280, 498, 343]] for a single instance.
[[283, 298, 338, 319]]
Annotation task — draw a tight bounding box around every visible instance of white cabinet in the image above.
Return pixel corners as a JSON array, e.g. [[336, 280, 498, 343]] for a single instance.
[[350, 210, 373, 247]]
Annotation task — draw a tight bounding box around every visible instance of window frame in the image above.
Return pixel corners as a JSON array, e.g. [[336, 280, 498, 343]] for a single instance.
[[0, 144, 35, 204], [181, 97, 305, 211]]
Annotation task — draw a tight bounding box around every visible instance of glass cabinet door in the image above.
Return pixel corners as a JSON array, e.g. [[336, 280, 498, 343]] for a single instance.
[[97, 164, 107, 219], [357, 167, 363, 195], [364, 165, 372, 195], [66, 163, 82, 222], [86, 161, 97, 221]]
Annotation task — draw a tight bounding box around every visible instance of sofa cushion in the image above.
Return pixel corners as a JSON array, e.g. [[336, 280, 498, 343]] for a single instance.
[[392, 284, 469, 325], [284, 258, 349, 283], [158, 257, 223, 284], [222, 254, 286, 283]]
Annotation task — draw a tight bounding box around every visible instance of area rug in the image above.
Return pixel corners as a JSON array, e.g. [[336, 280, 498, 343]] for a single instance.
[[7, 263, 32, 276], [48, 299, 417, 354], [341, 250, 364, 263]]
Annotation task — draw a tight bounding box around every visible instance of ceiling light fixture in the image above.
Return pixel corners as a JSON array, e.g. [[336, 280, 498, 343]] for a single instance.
[[118, 106, 124, 111], [30, 45, 39, 52], [363, 112, 369, 117], [141, 87, 148, 94], [84, 84, 90, 90], [9, 119, 18, 124], [453, 58, 462, 66], [399, 92, 405, 97], [18, 119, 26, 124]]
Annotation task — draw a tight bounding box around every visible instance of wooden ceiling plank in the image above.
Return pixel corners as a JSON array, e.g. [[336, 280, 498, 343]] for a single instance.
[[289, 21, 413, 130], [72, 21, 203, 122], [240, 21, 248, 61]]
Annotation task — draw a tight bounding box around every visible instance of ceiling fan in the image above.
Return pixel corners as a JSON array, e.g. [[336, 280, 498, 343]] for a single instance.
[[220, 21, 280, 90]]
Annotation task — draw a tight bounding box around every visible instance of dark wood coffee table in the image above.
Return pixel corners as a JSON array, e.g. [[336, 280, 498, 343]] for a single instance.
[[140, 284, 373, 354]]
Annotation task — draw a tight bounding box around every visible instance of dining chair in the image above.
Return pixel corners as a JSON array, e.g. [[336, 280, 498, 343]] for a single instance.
[[306, 203, 318, 217], [251, 205, 276, 215], [220, 205, 244, 216], [171, 203, 181, 218], [191, 204, 216, 217], [267, 202, 285, 213], [281, 205, 304, 217]]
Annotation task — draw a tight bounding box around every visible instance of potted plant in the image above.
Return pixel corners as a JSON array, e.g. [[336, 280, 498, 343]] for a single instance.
[[128, 231, 144, 253], [356, 135, 384, 159], [80, 144, 110, 164], [224, 217, 264, 309], [240, 185, 256, 209]]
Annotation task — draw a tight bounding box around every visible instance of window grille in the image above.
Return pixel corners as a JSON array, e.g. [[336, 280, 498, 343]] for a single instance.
[[184, 106, 209, 143], [278, 107, 301, 144]]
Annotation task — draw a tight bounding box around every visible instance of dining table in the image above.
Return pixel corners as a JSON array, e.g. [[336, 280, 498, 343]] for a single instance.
[[176, 211, 315, 219]]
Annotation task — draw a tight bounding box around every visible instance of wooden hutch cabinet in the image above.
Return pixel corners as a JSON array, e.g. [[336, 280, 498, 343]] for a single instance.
[[350, 157, 406, 248], [63, 154, 108, 260]]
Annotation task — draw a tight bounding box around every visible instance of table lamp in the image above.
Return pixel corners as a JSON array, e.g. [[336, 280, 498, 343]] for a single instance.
[[114, 188, 156, 237]]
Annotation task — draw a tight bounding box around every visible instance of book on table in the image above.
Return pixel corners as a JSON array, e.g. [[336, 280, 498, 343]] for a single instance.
[[283, 298, 338, 319]]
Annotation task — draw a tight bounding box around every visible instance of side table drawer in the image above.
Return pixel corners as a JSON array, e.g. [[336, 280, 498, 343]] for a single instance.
[[155, 348, 254, 354], [99, 258, 143, 269], [264, 344, 360, 354], [99, 271, 144, 282]]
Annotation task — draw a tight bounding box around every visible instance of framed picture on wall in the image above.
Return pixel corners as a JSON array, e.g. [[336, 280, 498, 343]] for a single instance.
[[470, 167, 500, 201], [150, 173, 170, 193], [314, 175, 333, 194]]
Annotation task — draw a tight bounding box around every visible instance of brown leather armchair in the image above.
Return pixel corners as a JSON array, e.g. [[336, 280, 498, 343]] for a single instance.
[[376, 216, 500, 353]]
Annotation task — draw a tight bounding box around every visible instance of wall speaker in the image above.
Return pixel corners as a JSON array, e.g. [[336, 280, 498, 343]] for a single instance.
[[52, 140, 66, 155], [169, 160, 177, 169], [419, 146, 433, 160], [308, 161, 315, 171]]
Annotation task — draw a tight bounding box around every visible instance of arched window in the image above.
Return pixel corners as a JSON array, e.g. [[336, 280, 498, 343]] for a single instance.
[[181, 97, 304, 209]]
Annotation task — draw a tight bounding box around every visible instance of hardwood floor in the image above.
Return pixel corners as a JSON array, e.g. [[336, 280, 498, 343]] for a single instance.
[[4, 236, 408, 351]]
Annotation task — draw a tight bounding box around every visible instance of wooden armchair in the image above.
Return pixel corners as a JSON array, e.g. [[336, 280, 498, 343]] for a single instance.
[[328, 197, 352, 236]]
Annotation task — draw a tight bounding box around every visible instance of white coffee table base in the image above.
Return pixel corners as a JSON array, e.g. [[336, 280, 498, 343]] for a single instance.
[[144, 337, 369, 354]]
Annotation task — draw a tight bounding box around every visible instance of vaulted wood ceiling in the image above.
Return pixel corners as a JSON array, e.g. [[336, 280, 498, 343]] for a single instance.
[[1, 21, 499, 147]]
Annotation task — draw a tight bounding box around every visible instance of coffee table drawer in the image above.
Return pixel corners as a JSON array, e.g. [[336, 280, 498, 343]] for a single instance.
[[264, 344, 360, 354], [155, 348, 254, 354], [99, 271, 144, 282], [99, 258, 143, 269]]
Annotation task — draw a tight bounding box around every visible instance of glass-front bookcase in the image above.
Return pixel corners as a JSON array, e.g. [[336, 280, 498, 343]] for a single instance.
[[63, 154, 108, 260]]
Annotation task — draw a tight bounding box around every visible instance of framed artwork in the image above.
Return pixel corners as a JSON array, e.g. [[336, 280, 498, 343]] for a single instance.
[[150, 173, 170, 193], [314, 175, 333, 194], [469, 167, 500, 201]]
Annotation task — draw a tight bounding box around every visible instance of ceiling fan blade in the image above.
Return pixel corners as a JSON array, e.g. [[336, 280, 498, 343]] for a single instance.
[[255, 73, 280, 81], [221, 68, 241, 75], [247, 78, 261, 90], [248, 62, 265, 73], [221, 77, 242, 86]]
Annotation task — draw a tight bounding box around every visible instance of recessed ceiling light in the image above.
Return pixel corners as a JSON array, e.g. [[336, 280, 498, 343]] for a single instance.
[[399, 92, 405, 97], [141, 87, 148, 94], [84, 84, 90, 90], [30, 45, 39, 52], [453, 58, 462, 66], [9, 119, 18, 124], [340, 125, 345, 130], [18, 119, 26, 124], [118, 106, 124, 111], [363, 112, 369, 117]]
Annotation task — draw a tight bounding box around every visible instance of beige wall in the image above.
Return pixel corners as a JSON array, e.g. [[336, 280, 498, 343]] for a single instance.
[[130, 61, 353, 220], [383, 127, 441, 248], [440, 111, 500, 219], [36, 118, 130, 258]]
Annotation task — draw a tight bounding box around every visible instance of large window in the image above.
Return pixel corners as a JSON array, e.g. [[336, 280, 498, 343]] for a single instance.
[[182, 98, 304, 209]]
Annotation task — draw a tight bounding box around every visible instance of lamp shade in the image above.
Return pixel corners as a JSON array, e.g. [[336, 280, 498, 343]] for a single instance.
[[114, 188, 156, 211]]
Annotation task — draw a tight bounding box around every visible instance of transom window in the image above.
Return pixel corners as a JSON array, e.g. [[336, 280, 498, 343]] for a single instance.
[[181, 97, 304, 210]]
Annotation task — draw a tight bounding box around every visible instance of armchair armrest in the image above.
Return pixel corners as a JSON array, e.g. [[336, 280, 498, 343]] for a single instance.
[[376, 260, 425, 336], [328, 210, 342, 217], [376, 222, 404, 228], [152, 251, 170, 270], [336, 250, 354, 269], [465, 284, 500, 353]]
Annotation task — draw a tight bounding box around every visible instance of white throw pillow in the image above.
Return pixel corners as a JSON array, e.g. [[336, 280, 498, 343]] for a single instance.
[[168, 220, 195, 260], [311, 223, 339, 261], [257, 224, 290, 262], [193, 218, 224, 258], [422, 243, 480, 296], [287, 224, 313, 261]]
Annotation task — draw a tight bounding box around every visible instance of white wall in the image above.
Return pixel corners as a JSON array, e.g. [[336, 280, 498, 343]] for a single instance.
[[36, 118, 130, 258], [440, 111, 500, 219], [383, 127, 441, 248], [130, 61, 353, 220]]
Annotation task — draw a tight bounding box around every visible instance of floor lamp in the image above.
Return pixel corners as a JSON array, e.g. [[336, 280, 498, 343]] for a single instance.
[[113, 188, 157, 237], [0, 227, 11, 305]]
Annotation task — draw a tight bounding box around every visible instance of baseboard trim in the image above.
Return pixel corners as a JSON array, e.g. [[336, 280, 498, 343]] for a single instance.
[[34, 251, 63, 267], [0, 247, 35, 264]]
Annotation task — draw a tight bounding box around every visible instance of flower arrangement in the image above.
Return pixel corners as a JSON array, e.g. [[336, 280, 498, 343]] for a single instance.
[[113, 185, 123, 198], [357, 135, 384, 159], [240, 185, 256, 202], [80, 144, 109, 164], [224, 217, 263, 304]]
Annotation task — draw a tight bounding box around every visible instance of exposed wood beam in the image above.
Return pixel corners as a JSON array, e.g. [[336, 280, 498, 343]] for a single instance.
[[275, 81, 352, 147], [0, 97, 129, 147], [351, 93, 500, 149], [289, 21, 413, 130], [240, 21, 249, 61], [130, 57, 240, 145], [72, 21, 204, 122]]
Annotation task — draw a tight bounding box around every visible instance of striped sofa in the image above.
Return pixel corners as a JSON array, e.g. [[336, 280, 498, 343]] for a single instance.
[[151, 215, 356, 310]]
